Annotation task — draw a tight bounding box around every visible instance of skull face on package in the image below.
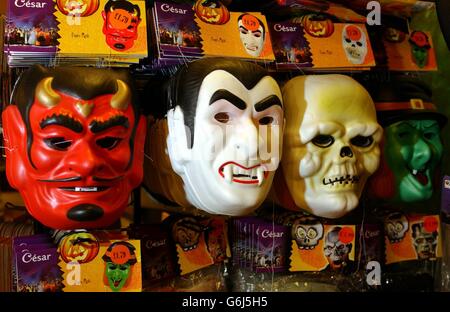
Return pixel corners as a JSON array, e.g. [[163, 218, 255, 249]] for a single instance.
[[291, 216, 323, 250], [146, 58, 284, 216], [274, 75, 382, 219], [384, 211, 409, 243], [2, 65, 146, 229], [342, 24, 368, 65]]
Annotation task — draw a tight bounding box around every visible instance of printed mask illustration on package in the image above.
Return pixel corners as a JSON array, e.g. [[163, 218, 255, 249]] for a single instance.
[[102, 241, 138, 292], [2, 65, 146, 229], [367, 77, 447, 203], [408, 31, 431, 68], [342, 24, 368, 65], [275, 75, 382, 219], [323, 226, 354, 271], [238, 13, 266, 57], [291, 216, 323, 250], [102, 0, 142, 51], [146, 58, 284, 216], [384, 211, 409, 243], [412, 222, 438, 260]]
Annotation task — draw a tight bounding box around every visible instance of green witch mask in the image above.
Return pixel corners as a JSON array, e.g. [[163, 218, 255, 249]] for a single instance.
[[409, 31, 431, 68], [384, 119, 443, 202], [106, 262, 131, 292], [411, 45, 429, 68], [102, 241, 137, 292]]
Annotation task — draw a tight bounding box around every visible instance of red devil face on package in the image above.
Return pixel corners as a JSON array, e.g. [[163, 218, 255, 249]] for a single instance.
[[102, 0, 141, 52], [2, 65, 146, 230]]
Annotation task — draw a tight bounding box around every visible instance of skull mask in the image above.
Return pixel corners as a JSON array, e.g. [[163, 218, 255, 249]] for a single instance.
[[342, 24, 368, 65], [292, 216, 323, 249], [384, 212, 409, 243], [279, 75, 382, 218]]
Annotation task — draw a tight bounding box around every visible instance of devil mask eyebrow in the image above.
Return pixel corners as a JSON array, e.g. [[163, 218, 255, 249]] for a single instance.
[[89, 115, 130, 133], [40, 114, 83, 133]]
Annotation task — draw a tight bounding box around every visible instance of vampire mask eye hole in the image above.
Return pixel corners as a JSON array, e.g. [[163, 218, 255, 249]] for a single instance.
[[96, 137, 122, 150], [259, 116, 274, 125], [44, 137, 72, 151], [350, 135, 373, 147], [356, 41, 363, 47], [345, 38, 351, 43], [312, 135, 334, 148], [214, 112, 230, 123]]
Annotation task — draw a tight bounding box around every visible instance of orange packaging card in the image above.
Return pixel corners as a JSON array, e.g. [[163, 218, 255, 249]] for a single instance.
[[196, 11, 275, 61], [290, 224, 356, 272], [55, 0, 148, 58], [305, 23, 375, 68], [385, 214, 441, 265], [172, 217, 230, 275], [383, 29, 437, 71], [58, 232, 142, 292]]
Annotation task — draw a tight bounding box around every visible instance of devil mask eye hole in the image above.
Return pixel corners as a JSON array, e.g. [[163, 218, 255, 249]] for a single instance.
[[44, 137, 72, 151]]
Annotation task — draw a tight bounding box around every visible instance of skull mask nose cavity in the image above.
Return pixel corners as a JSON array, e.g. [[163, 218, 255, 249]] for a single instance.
[[340, 146, 353, 158]]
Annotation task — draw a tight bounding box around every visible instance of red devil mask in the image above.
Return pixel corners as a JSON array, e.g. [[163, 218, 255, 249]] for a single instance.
[[2, 65, 146, 230], [101, 0, 141, 52]]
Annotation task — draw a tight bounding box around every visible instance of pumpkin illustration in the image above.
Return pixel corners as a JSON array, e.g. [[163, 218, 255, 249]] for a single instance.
[[194, 0, 230, 25], [56, 0, 99, 17], [300, 14, 334, 38], [59, 232, 99, 264]]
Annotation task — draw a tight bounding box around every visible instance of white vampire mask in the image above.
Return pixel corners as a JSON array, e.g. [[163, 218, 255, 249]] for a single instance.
[[342, 24, 368, 65], [278, 74, 382, 218], [167, 65, 283, 215]]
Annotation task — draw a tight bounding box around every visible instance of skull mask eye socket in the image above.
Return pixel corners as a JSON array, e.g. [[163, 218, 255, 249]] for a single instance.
[[312, 134, 334, 148], [350, 135, 373, 147]]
